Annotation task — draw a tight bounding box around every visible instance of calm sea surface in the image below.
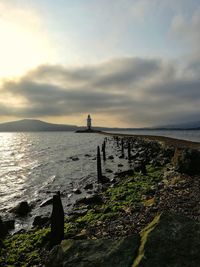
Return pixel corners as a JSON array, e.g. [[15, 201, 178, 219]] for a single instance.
[[0, 130, 199, 230]]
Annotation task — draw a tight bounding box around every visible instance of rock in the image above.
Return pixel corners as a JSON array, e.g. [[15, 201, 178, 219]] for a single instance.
[[0, 217, 8, 239], [99, 175, 110, 184], [4, 219, 15, 230], [46, 244, 64, 267], [85, 154, 92, 157], [68, 208, 88, 217], [108, 155, 114, 159], [46, 235, 139, 267], [115, 169, 134, 178], [73, 188, 82, 194], [174, 148, 200, 175], [84, 183, 93, 190], [70, 156, 79, 161], [118, 164, 124, 167], [75, 194, 103, 206], [11, 201, 31, 216], [40, 198, 53, 207], [134, 162, 142, 172], [133, 212, 200, 267], [105, 168, 113, 173], [32, 216, 49, 228]]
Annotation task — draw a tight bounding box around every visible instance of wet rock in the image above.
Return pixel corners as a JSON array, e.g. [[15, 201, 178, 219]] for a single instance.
[[33, 216, 49, 228], [68, 208, 88, 217], [76, 194, 103, 206], [136, 213, 200, 267], [105, 168, 113, 173], [4, 219, 15, 230], [40, 198, 53, 207], [99, 175, 110, 184], [46, 235, 139, 267], [70, 156, 79, 161], [84, 183, 93, 190], [0, 217, 8, 238], [115, 169, 134, 178], [174, 148, 200, 175], [134, 163, 142, 172], [11, 201, 31, 216], [73, 188, 82, 194], [118, 163, 124, 167]]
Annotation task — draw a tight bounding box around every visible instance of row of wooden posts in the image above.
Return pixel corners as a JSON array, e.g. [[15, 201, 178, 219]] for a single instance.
[[50, 136, 145, 247]]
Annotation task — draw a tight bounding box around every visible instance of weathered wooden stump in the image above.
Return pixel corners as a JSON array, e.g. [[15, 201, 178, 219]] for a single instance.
[[50, 191, 64, 247], [141, 162, 147, 175], [102, 141, 106, 161], [128, 142, 131, 161], [97, 146, 103, 182], [121, 139, 124, 158]]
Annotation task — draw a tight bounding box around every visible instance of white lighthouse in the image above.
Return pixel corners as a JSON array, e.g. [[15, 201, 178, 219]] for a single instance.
[[87, 114, 92, 130]]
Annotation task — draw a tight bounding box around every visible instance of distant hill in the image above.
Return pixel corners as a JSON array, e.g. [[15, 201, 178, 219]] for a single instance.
[[0, 119, 199, 132], [156, 121, 200, 130], [0, 119, 78, 132]]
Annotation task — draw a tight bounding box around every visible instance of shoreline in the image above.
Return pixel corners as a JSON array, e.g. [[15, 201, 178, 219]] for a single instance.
[[99, 131, 200, 149], [1, 134, 200, 266]]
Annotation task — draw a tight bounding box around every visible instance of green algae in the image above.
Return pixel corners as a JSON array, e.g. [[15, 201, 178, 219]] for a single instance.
[[66, 164, 164, 232], [0, 164, 165, 266], [0, 227, 50, 266]]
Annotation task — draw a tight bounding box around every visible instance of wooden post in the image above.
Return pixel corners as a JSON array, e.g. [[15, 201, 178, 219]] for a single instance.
[[128, 141, 131, 161], [97, 146, 102, 182], [121, 139, 124, 158], [102, 141, 106, 161], [141, 162, 147, 175], [116, 136, 119, 147], [50, 191, 64, 247]]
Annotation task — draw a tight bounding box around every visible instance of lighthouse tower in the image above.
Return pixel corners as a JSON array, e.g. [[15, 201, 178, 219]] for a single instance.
[[87, 114, 92, 130]]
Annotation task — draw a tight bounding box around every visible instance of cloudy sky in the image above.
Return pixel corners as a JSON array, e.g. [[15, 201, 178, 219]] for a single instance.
[[0, 0, 199, 127]]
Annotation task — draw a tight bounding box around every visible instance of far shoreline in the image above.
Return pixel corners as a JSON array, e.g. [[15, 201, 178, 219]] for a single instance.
[[99, 131, 200, 150]]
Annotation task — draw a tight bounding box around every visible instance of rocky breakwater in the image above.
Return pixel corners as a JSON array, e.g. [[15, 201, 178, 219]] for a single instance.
[[0, 135, 200, 266]]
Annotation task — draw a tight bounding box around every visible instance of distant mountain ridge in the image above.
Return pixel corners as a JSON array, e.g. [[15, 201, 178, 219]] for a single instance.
[[0, 119, 199, 132], [156, 121, 200, 130], [0, 119, 78, 132]]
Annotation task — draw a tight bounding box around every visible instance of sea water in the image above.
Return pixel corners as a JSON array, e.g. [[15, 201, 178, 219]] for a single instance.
[[0, 130, 199, 230]]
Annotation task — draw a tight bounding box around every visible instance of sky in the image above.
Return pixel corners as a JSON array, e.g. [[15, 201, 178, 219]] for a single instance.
[[0, 0, 199, 127]]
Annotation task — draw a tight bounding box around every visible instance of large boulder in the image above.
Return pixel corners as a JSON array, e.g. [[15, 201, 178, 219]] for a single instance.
[[133, 213, 200, 267], [11, 201, 31, 216], [174, 148, 200, 175], [46, 212, 200, 267], [46, 235, 140, 267]]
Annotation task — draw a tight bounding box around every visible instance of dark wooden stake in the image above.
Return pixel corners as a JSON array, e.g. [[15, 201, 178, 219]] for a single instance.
[[121, 139, 124, 158], [102, 141, 106, 161], [128, 141, 131, 161], [141, 162, 147, 175], [97, 146, 102, 182], [50, 191, 64, 247], [116, 136, 119, 147]]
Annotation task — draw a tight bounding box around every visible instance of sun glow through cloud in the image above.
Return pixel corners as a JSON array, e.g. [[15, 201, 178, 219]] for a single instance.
[[0, 0, 199, 127], [0, 2, 56, 78]]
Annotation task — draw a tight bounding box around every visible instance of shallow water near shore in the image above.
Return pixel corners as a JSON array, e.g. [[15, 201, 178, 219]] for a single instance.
[[0, 132, 131, 230], [0, 130, 199, 231]]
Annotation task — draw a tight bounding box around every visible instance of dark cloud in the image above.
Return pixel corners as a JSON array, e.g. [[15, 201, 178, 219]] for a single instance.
[[0, 56, 200, 126]]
